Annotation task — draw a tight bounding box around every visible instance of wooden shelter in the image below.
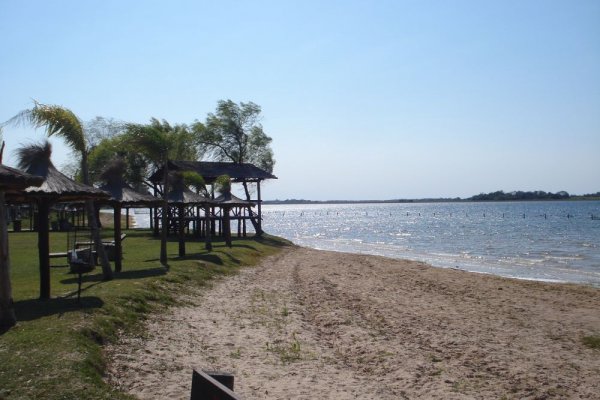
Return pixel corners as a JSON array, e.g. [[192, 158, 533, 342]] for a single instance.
[[97, 160, 161, 272], [214, 192, 255, 247], [166, 173, 214, 255], [0, 164, 43, 328], [150, 161, 276, 234], [9, 143, 109, 299]]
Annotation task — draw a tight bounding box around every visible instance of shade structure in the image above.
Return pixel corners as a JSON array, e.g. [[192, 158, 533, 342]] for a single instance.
[[96, 159, 162, 272], [0, 164, 44, 191], [150, 161, 275, 236], [0, 164, 43, 329], [214, 193, 255, 247], [98, 182, 161, 272], [10, 142, 109, 299], [99, 183, 161, 206], [150, 161, 277, 184], [166, 173, 214, 256], [214, 192, 256, 207]]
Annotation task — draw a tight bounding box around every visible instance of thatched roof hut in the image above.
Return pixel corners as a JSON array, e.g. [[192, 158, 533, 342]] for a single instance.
[[97, 159, 160, 272], [12, 142, 109, 299], [166, 172, 214, 256], [0, 164, 43, 329], [0, 164, 44, 191], [214, 192, 255, 207], [98, 159, 160, 207], [150, 161, 275, 236], [11, 142, 108, 203]]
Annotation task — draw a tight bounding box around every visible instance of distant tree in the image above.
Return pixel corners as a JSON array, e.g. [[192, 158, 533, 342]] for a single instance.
[[88, 134, 148, 190], [193, 100, 275, 234], [469, 190, 571, 201], [4, 101, 114, 280]]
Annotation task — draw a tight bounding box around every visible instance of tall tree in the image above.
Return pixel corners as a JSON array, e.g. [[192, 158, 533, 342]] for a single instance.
[[193, 100, 275, 234], [5, 101, 113, 280]]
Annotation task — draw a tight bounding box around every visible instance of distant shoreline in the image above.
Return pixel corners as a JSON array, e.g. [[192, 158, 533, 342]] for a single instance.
[[264, 197, 600, 205]]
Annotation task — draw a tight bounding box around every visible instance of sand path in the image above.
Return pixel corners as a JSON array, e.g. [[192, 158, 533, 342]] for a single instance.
[[106, 247, 600, 399]]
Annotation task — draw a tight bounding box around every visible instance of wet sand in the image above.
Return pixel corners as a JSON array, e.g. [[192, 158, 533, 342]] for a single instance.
[[106, 246, 600, 399]]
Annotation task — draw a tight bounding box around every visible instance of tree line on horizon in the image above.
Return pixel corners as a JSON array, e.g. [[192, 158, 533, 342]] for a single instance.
[[266, 190, 600, 204], [468, 190, 600, 201]]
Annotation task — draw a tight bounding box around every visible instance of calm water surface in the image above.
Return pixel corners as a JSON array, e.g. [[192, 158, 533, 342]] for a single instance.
[[260, 201, 600, 286]]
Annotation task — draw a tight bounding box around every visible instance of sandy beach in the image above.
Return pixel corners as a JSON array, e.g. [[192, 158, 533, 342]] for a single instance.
[[106, 246, 600, 399]]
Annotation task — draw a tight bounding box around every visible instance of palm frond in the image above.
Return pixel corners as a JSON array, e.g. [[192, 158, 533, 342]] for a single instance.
[[16, 141, 53, 172], [215, 174, 231, 195], [126, 124, 170, 164], [3, 101, 86, 154], [182, 171, 207, 195]]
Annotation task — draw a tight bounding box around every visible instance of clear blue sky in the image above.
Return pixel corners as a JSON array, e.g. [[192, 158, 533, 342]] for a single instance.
[[1, 0, 599, 200]]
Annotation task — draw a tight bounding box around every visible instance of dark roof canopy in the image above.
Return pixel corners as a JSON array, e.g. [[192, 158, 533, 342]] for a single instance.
[[150, 161, 277, 184], [214, 192, 255, 207], [0, 164, 43, 191]]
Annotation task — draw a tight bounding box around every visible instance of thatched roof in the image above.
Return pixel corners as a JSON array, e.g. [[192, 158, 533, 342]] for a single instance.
[[11, 142, 109, 202], [150, 161, 277, 184], [214, 192, 255, 207], [0, 164, 43, 190], [98, 182, 161, 206], [166, 172, 213, 205], [167, 188, 213, 205], [98, 158, 160, 206]]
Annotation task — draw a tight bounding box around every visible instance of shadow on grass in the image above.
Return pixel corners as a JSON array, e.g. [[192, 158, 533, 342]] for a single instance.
[[12, 296, 104, 323], [60, 267, 167, 285], [255, 234, 294, 247], [174, 253, 224, 265]]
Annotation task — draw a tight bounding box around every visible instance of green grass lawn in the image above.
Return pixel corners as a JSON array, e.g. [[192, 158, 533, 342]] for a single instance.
[[0, 229, 290, 399]]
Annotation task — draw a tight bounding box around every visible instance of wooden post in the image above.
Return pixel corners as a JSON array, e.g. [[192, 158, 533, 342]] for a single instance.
[[256, 180, 262, 236], [178, 204, 185, 257], [0, 191, 16, 328], [37, 201, 51, 300], [114, 204, 123, 273], [125, 208, 130, 230], [223, 207, 232, 247], [204, 206, 212, 251]]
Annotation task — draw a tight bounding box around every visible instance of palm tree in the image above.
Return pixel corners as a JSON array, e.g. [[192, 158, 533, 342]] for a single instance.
[[5, 101, 113, 280], [125, 119, 201, 267], [126, 122, 173, 267]]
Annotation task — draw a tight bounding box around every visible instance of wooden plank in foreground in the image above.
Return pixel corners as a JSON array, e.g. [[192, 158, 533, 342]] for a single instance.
[[190, 369, 240, 400]]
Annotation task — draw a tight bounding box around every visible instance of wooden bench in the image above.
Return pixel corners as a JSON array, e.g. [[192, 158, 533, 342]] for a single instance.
[[49, 252, 68, 259], [75, 233, 127, 249]]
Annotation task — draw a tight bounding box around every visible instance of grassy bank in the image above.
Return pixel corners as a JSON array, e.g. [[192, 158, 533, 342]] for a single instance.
[[0, 230, 290, 399]]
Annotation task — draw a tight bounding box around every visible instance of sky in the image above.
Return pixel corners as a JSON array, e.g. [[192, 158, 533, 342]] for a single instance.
[[1, 0, 599, 200]]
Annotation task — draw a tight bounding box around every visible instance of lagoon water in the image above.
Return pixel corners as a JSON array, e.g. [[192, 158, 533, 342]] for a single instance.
[[130, 201, 600, 286], [261, 201, 600, 286]]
